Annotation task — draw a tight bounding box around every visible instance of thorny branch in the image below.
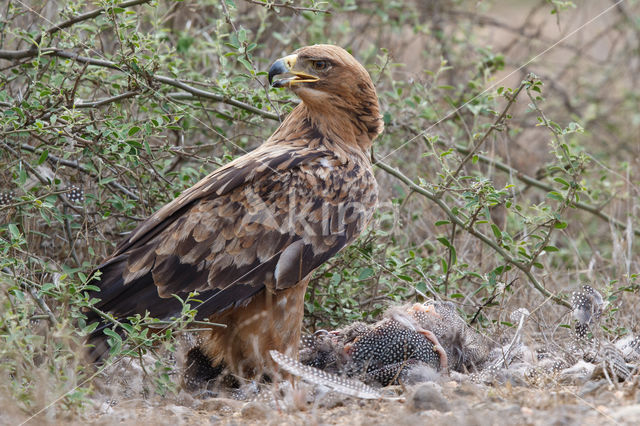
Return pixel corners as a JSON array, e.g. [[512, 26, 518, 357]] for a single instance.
[[240, 0, 331, 14], [438, 80, 527, 195], [373, 154, 571, 309], [1, 267, 58, 325], [155, 77, 280, 121], [435, 140, 640, 238], [14, 141, 146, 204], [0, 47, 280, 120], [0, 0, 152, 59]]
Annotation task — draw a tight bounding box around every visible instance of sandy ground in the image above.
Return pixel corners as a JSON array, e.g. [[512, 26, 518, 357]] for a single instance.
[[81, 377, 640, 426]]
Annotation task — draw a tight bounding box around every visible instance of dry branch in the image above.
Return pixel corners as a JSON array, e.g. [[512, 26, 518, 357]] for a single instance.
[[446, 141, 640, 238], [0, 47, 280, 120], [240, 0, 331, 14], [441, 81, 526, 191], [373, 155, 571, 309], [0, 0, 152, 60]]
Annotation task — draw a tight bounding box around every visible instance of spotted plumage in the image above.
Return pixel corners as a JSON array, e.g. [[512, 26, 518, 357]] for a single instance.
[[600, 344, 631, 382], [299, 302, 494, 386], [270, 350, 384, 399], [86, 45, 383, 382], [347, 318, 442, 385], [300, 316, 443, 386], [571, 284, 604, 340], [410, 301, 490, 372], [619, 335, 640, 362], [299, 323, 369, 376], [66, 185, 84, 204], [0, 190, 15, 205]]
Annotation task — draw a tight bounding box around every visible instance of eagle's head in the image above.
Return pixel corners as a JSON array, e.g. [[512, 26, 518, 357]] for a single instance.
[[268, 44, 383, 145]]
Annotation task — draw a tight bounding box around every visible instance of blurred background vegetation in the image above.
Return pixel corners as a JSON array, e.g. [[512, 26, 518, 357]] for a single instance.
[[1, 0, 638, 418]]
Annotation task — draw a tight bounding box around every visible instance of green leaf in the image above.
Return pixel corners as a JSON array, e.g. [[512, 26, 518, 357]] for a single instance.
[[38, 149, 49, 165], [128, 126, 140, 136], [553, 177, 570, 188], [547, 191, 564, 202], [103, 327, 123, 355], [434, 220, 451, 226], [8, 223, 20, 240], [237, 28, 247, 44], [358, 267, 374, 280], [491, 224, 502, 240], [237, 57, 253, 72], [554, 221, 568, 229], [437, 237, 452, 249], [177, 35, 194, 53], [144, 140, 152, 156], [543, 246, 559, 252]]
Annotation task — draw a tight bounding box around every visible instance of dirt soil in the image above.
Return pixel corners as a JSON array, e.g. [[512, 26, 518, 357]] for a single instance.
[[82, 377, 639, 425]]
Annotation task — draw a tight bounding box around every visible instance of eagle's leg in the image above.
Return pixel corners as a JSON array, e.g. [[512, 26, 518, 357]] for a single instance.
[[182, 346, 232, 391], [199, 278, 310, 384]]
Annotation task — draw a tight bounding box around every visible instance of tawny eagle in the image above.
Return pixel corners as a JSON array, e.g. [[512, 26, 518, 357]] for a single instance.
[[86, 44, 383, 383]]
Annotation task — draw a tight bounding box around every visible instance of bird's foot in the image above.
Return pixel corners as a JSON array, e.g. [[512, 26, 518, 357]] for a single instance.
[[418, 329, 449, 372]]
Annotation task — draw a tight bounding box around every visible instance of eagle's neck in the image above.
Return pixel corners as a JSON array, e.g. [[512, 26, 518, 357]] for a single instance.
[[277, 98, 383, 156]]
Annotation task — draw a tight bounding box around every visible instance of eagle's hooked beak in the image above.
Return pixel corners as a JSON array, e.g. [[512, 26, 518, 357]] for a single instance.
[[268, 54, 320, 88]]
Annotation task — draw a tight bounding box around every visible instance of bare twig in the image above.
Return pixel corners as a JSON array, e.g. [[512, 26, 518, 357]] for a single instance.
[[440, 80, 527, 194], [35, 0, 152, 46], [75, 90, 140, 108], [162, 89, 279, 121], [219, 0, 238, 32], [28, 285, 58, 325], [240, 0, 331, 14], [43, 49, 122, 69], [0, 47, 280, 120], [436, 140, 640, 238], [1, 267, 58, 325], [63, 204, 81, 266], [443, 221, 456, 296]]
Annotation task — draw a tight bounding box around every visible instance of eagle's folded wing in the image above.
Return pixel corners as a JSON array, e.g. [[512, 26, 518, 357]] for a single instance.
[[91, 146, 376, 322]]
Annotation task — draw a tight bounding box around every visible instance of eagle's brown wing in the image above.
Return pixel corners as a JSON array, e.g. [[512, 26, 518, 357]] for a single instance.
[[90, 144, 377, 325]]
